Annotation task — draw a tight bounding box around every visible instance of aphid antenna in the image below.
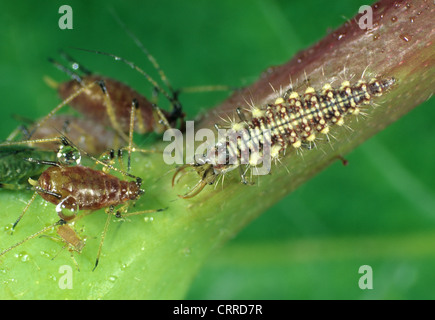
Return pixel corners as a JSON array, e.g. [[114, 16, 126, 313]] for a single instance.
[[109, 9, 235, 100], [72, 47, 173, 109], [58, 49, 93, 76], [0, 136, 62, 148], [108, 8, 175, 95], [47, 57, 83, 84]]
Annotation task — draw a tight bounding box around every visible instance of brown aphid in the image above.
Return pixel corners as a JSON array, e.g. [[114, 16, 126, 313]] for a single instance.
[[39, 48, 184, 144], [54, 223, 86, 270], [56, 224, 85, 253], [34, 164, 143, 220], [57, 75, 172, 135], [1, 138, 164, 269]]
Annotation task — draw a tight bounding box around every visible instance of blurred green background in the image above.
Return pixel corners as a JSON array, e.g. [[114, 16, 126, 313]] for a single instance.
[[0, 0, 434, 299]]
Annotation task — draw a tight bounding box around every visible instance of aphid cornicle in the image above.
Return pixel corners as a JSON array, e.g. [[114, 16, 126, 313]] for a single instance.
[[173, 77, 397, 198]]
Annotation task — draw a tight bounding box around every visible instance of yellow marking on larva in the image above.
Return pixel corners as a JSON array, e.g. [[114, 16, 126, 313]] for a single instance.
[[292, 140, 302, 148], [274, 97, 285, 105], [270, 145, 282, 158], [320, 126, 330, 134], [251, 106, 265, 118], [231, 121, 246, 131], [306, 133, 316, 142], [340, 81, 350, 89], [322, 83, 333, 93], [289, 91, 299, 99], [305, 87, 316, 94]]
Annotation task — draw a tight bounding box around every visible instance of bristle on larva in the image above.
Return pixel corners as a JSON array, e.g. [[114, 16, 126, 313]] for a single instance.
[[174, 77, 396, 198]]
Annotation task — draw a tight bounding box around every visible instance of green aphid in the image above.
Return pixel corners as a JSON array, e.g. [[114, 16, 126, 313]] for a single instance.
[[0, 145, 56, 190]]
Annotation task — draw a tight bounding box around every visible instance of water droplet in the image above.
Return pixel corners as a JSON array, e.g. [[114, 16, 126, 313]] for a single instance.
[[391, 16, 398, 22], [39, 250, 51, 258], [15, 252, 30, 262], [144, 216, 154, 223], [108, 275, 117, 282], [373, 34, 380, 41], [409, 16, 415, 23], [3, 223, 14, 232]]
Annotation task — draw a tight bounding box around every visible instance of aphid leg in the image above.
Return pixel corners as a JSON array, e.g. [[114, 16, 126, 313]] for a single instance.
[[93, 207, 114, 271], [58, 50, 93, 76], [12, 191, 38, 231], [178, 84, 233, 94], [0, 136, 62, 148], [113, 202, 166, 219], [48, 57, 84, 85], [109, 9, 175, 93], [6, 123, 32, 141], [97, 80, 130, 143], [76, 48, 174, 106], [152, 103, 172, 131], [127, 98, 140, 172], [42, 224, 84, 271], [0, 220, 64, 258]]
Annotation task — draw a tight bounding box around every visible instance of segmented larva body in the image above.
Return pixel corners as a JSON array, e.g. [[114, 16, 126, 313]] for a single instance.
[[174, 77, 396, 198], [217, 78, 395, 167]]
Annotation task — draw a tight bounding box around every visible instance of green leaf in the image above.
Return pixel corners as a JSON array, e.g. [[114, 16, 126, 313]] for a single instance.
[[1, 0, 434, 299]]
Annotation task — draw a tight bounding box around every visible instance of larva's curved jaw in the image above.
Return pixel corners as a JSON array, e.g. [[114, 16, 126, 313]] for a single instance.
[[172, 163, 217, 199]]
